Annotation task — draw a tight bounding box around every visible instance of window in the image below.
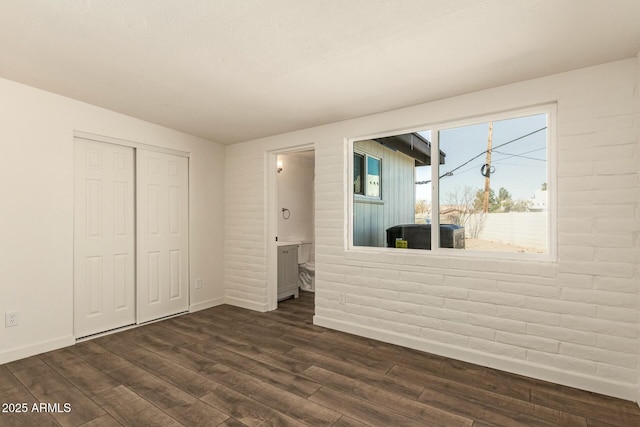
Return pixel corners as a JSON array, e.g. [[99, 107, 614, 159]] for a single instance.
[[350, 106, 553, 258], [353, 151, 381, 199]]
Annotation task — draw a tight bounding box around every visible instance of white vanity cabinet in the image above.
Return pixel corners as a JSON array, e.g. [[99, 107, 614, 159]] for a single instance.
[[277, 244, 299, 301]]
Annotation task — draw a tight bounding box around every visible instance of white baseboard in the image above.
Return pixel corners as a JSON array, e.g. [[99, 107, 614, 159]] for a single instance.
[[0, 335, 75, 365], [225, 296, 269, 313], [190, 297, 225, 313], [314, 315, 637, 403]]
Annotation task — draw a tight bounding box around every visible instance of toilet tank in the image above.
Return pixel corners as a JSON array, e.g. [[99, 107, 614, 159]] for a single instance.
[[297, 242, 312, 264]]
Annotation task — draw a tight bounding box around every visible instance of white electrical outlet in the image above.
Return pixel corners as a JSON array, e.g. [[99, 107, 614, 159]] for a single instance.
[[195, 278, 203, 289], [5, 311, 19, 327], [339, 293, 346, 305]]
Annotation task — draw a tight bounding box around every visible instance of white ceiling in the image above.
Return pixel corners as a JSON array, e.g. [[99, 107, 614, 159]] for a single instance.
[[1, 1, 639, 144]]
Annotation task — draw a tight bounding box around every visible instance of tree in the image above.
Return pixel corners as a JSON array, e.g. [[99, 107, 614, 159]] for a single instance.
[[498, 187, 511, 201], [474, 186, 529, 212], [474, 188, 498, 212], [443, 186, 472, 225], [415, 199, 429, 215], [497, 187, 513, 212], [444, 186, 485, 238], [541, 182, 547, 191], [513, 199, 532, 211]]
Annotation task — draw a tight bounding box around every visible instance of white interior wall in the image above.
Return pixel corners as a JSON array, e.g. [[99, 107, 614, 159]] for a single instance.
[[276, 152, 315, 244], [0, 77, 226, 364], [225, 57, 640, 401]]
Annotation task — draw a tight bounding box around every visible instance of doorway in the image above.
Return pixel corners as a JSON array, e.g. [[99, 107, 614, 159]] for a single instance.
[[267, 146, 315, 310], [73, 136, 190, 338]]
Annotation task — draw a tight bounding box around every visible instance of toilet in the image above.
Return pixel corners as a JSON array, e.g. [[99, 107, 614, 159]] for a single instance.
[[297, 241, 315, 292]]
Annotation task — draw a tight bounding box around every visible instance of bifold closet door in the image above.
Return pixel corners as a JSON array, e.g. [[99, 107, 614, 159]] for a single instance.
[[74, 139, 136, 338], [137, 149, 189, 323]]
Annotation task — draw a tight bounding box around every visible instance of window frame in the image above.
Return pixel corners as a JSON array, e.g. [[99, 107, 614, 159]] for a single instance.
[[347, 103, 557, 262]]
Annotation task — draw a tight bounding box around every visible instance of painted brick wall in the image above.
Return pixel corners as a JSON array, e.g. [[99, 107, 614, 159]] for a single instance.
[[224, 142, 269, 310], [225, 58, 640, 400]]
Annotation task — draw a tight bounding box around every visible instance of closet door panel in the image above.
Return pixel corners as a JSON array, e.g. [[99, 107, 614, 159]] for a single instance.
[[74, 139, 135, 338], [137, 150, 189, 323]]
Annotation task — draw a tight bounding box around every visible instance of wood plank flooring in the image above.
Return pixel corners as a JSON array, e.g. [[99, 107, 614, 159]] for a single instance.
[[1, 291, 639, 426]]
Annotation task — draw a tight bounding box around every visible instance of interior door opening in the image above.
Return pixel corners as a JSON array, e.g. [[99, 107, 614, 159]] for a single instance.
[[273, 148, 315, 309]]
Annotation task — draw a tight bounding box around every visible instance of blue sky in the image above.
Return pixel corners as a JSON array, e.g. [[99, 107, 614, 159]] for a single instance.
[[415, 113, 547, 203]]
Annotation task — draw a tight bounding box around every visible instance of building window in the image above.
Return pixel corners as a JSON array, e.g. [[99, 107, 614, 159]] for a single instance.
[[353, 152, 381, 199], [350, 105, 554, 259]]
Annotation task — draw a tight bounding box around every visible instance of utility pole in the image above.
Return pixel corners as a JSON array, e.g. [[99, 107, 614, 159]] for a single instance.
[[482, 122, 493, 213]]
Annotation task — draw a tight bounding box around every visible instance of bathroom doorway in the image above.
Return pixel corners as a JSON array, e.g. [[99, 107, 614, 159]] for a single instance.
[[267, 146, 315, 310]]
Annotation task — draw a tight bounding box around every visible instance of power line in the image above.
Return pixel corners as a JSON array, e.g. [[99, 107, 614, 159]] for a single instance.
[[493, 150, 545, 162], [446, 152, 547, 178], [415, 171, 451, 185], [439, 126, 547, 177], [490, 162, 545, 168], [495, 146, 546, 156], [415, 126, 547, 185], [447, 146, 546, 175], [493, 146, 546, 162]]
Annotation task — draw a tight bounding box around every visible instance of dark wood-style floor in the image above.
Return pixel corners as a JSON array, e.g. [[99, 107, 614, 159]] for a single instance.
[[1, 292, 639, 427]]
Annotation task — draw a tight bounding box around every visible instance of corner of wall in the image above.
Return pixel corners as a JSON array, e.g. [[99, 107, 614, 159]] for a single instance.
[[224, 296, 270, 313], [190, 297, 225, 313]]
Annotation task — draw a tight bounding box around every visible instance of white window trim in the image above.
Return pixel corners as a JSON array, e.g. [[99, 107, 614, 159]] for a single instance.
[[346, 103, 557, 262]]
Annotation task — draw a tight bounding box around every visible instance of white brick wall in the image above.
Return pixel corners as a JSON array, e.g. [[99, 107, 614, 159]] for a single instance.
[[224, 146, 269, 308], [225, 58, 640, 401]]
